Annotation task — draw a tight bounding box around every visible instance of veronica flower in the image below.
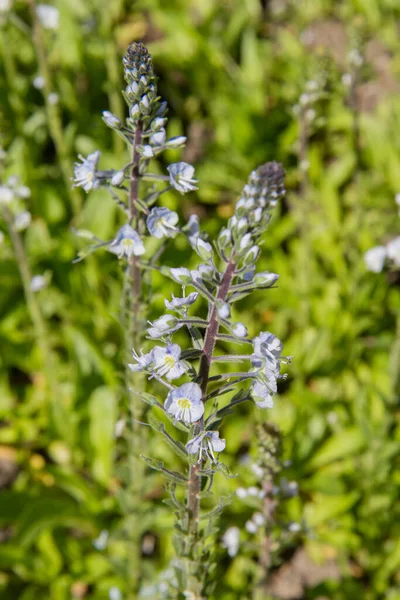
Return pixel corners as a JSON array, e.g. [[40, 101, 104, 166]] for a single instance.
[[152, 343, 188, 380], [0, 0, 11, 13], [221, 527, 240, 558], [48, 93, 59, 105], [147, 314, 182, 338], [164, 292, 198, 310], [129, 348, 154, 372], [186, 431, 226, 462], [73, 151, 102, 192], [108, 224, 145, 258], [16, 185, 31, 199], [164, 382, 204, 423], [185, 214, 200, 244], [364, 246, 387, 273], [251, 381, 274, 408], [167, 162, 198, 194], [33, 75, 45, 89], [14, 211, 32, 231], [253, 332, 283, 360], [0, 185, 13, 204], [36, 4, 59, 29], [30, 275, 47, 292], [146, 207, 179, 239]]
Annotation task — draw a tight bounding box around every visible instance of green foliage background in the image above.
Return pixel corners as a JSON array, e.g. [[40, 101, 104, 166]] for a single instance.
[[1, 0, 400, 598]]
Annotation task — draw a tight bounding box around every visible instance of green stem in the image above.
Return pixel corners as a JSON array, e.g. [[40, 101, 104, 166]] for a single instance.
[[186, 258, 236, 592], [2, 207, 59, 429], [123, 121, 145, 599]]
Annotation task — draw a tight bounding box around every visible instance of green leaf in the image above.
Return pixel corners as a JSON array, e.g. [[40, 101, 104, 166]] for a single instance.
[[308, 428, 366, 470], [88, 386, 118, 485]]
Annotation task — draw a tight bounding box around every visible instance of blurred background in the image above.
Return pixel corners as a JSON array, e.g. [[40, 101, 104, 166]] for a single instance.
[[1, 0, 400, 598]]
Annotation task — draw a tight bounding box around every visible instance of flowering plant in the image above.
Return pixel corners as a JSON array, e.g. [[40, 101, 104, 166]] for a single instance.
[[72, 41, 289, 598]]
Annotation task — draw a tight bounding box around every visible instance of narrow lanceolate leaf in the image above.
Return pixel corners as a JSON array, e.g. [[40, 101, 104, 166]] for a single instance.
[[141, 456, 188, 485], [148, 416, 188, 459], [200, 496, 232, 520]]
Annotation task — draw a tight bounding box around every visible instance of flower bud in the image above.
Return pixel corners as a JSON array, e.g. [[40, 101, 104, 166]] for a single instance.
[[253, 272, 279, 286], [243, 245, 260, 265], [232, 323, 248, 338], [151, 117, 167, 130], [166, 136, 187, 148], [102, 111, 121, 129], [130, 104, 140, 119], [111, 171, 125, 186], [195, 238, 213, 260], [218, 227, 232, 249], [169, 268, 192, 284]]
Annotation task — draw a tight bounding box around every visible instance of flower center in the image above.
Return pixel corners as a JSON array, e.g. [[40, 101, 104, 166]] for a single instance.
[[177, 398, 191, 409], [164, 355, 176, 368], [122, 238, 134, 248]]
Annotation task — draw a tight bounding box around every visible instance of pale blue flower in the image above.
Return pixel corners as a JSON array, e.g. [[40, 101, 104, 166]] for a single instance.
[[36, 4, 59, 29], [185, 214, 200, 244], [14, 211, 31, 231], [364, 246, 387, 273], [167, 162, 198, 194], [251, 381, 274, 408], [73, 151, 101, 193], [146, 207, 179, 239], [165, 382, 204, 423], [93, 530, 109, 550], [109, 587, 122, 600], [147, 314, 182, 338], [30, 275, 47, 292], [0, 185, 13, 204], [253, 332, 283, 359], [16, 185, 31, 199], [186, 430, 226, 462], [109, 224, 145, 258], [33, 75, 45, 89], [129, 348, 154, 372], [48, 92, 59, 105], [164, 292, 198, 310], [152, 343, 188, 380], [222, 527, 240, 557]]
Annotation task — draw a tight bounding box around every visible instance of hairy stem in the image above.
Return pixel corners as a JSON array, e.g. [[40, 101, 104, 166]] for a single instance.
[[186, 258, 236, 578], [124, 121, 145, 598]]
